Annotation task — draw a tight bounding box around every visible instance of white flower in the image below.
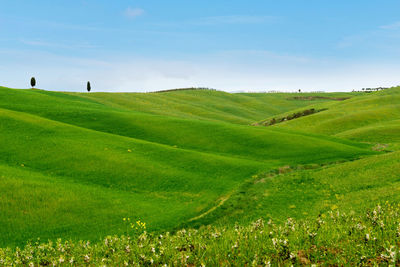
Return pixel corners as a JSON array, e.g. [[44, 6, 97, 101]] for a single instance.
[[84, 255, 90, 262], [365, 233, 370, 241], [232, 242, 238, 249]]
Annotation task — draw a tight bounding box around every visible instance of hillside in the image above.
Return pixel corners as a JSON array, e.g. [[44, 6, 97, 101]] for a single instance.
[[0, 86, 395, 249], [266, 87, 400, 145]]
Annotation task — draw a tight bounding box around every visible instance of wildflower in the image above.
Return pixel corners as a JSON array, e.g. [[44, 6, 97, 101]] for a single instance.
[[125, 245, 131, 253], [272, 238, 277, 247], [232, 242, 238, 249], [377, 205, 382, 213], [316, 217, 325, 225], [84, 254, 90, 263], [29, 263, 34, 267], [365, 233, 370, 242], [58, 256, 64, 264], [150, 258, 154, 264], [309, 232, 317, 239], [211, 232, 221, 238], [355, 223, 365, 231], [397, 223, 400, 237], [151, 247, 156, 253], [69, 257, 74, 264], [252, 218, 264, 230]]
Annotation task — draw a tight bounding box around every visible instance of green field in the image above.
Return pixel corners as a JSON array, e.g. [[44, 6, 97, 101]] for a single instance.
[[0, 85, 399, 253]]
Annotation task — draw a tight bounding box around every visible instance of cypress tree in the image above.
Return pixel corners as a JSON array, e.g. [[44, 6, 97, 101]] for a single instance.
[[87, 81, 91, 92], [30, 77, 36, 88]]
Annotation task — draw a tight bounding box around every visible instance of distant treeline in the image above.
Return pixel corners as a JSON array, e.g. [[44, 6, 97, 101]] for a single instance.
[[288, 96, 350, 101], [151, 87, 218, 93], [353, 87, 391, 92], [254, 108, 327, 126]]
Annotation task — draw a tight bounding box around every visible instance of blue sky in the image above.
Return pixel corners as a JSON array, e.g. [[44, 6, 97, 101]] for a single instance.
[[1, 0, 400, 92]]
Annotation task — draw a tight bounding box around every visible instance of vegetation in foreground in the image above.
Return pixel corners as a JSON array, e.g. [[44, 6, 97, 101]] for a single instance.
[[1, 202, 399, 266]]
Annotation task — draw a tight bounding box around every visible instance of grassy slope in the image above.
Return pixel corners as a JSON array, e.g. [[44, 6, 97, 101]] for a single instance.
[[193, 88, 400, 228], [194, 151, 400, 228], [271, 87, 400, 144], [0, 87, 372, 246], [76, 89, 361, 124]]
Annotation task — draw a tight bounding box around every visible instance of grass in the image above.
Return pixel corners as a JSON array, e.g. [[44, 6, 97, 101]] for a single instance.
[[190, 151, 400, 228], [1, 202, 399, 266], [269, 87, 400, 144], [0, 85, 399, 265]]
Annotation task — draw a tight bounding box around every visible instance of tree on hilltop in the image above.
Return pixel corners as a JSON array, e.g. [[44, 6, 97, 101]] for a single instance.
[[87, 81, 91, 92], [30, 77, 36, 88]]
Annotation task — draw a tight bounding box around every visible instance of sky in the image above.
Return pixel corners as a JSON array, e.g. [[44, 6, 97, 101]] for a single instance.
[[1, 0, 400, 92]]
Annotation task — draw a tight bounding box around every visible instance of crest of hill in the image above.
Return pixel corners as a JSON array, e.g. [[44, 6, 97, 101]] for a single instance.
[[70, 88, 361, 125]]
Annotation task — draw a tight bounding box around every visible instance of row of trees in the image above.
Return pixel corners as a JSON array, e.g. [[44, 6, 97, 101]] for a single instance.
[[29, 77, 92, 92]]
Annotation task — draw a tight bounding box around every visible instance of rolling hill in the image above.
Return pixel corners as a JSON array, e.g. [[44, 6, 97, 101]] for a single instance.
[[0, 86, 396, 248]]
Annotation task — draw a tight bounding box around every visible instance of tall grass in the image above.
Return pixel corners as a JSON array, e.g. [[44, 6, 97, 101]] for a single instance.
[[1, 202, 399, 266]]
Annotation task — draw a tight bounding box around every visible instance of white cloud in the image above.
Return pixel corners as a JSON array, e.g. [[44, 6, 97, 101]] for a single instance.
[[380, 21, 400, 30], [194, 15, 277, 25], [124, 7, 144, 19], [20, 39, 96, 49], [1, 49, 399, 93]]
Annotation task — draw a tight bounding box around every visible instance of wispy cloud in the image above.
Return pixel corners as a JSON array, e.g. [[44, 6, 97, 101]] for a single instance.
[[380, 21, 400, 30], [124, 7, 145, 19], [20, 39, 96, 49], [194, 15, 278, 25]]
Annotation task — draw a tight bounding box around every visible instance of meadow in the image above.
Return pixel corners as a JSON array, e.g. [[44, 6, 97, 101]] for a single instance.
[[1, 202, 399, 266], [0, 85, 399, 265]]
